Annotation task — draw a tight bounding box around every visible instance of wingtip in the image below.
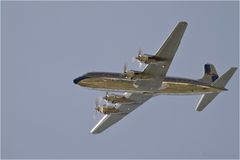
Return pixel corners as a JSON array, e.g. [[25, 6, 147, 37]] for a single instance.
[[228, 67, 238, 75], [90, 129, 96, 134], [195, 107, 203, 112], [179, 21, 188, 26], [90, 128, 99, 134], [90, 131, 97, 134], [223, 87, 228, 91]]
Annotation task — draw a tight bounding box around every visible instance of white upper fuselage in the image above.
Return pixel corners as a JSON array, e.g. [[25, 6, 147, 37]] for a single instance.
[[73, 72, 225, 95]]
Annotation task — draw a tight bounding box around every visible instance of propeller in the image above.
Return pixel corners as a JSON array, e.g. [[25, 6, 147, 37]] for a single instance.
[[93, 99, 100, 119], [95, 98, 99, 107], [123, 92, 129, 96], [123, 63, 128, 73], [138, 48, 144, 68], [132, 48, 143, 63], [93, 109, 98, 120], [138, 61, 143, 68], [138, 48, 143, 56], [105, 91, 109, 97], [131, 56, 137, 63], [97, 96, 107, 106], [103, 92, 110, 103], [131, 48, 145, 68]]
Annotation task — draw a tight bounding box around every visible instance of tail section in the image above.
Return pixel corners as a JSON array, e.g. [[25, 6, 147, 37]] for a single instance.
[[196, 66, 237, 112], [199, 64, 219, 84], [212, 67, 237, 88], [196, 93, 218, 112]]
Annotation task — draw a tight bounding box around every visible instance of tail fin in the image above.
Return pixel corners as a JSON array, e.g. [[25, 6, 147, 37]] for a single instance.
[[199, 64, 219, 84], [196, 67, 237, 112]]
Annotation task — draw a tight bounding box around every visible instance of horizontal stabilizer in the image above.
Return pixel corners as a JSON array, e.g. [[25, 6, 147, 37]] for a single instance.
[[196, 67, 237, 112], [212, 67, 237, 88], [196, 93, 218, 111]]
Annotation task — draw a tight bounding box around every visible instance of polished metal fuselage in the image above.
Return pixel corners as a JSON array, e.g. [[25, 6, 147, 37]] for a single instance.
[[75, 72, 224, 95]]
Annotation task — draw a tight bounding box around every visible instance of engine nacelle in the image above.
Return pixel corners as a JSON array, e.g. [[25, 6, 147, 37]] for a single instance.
[[95, 106, 120, 114], [136, 54, 165, 64], [124, 70, 152, 80], [104, 93, 134, 104]]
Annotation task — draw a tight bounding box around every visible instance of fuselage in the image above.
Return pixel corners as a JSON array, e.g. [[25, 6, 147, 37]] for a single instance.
[[73, 72, 225, 95]]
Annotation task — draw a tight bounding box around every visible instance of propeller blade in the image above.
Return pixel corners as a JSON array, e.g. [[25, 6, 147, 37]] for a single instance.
[[104, 92, 110, 102], [95, 99, 98, 107], [96, 97, 102, 107], [139, 62, 143, 68], [93, 110, 96, 119], [103, 98, 108, 104], [123, 64, 127, 73], [99, 96, 106, 105], [132, 56, 137, 63], [138, 48, 143, 56], [93, 108, 99, 120]]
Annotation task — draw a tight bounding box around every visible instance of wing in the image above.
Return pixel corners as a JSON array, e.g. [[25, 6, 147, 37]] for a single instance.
[[90, 93, 152, 134], [91, 22, 188, 134], [143, 21, 187, 80]]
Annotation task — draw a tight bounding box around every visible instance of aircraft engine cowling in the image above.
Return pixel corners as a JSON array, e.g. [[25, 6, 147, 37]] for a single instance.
[[103, 93, 134, 104], [124, 70, 135, 79], [135, 54, 165, 64], [95, 106, 120, 114], [122, 64, 152, 80], [124, 70, 152, 80]]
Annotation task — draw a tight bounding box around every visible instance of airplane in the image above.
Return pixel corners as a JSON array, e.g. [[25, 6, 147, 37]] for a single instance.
[[73, 21, 237, 134]]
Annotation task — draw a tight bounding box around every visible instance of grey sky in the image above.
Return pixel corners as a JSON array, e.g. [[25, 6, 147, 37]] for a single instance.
[[1, 1, 239, 159]]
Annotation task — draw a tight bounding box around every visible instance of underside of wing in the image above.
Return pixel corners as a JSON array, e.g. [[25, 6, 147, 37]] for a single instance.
[[91, 114, 124, 134], [91, 93, 152, 134]]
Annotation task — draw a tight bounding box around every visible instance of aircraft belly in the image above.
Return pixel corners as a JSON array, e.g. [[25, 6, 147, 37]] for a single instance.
[[159, 82, 216, 94], [79, 78, 136, 91], [79, 78, 220, 94]]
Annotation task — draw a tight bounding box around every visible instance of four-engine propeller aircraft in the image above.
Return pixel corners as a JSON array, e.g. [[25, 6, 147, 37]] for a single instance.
[[73, 21, 237, 134]]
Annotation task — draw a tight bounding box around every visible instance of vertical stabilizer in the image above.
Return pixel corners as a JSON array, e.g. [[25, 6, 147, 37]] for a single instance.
[[199, 64, 219, 84]]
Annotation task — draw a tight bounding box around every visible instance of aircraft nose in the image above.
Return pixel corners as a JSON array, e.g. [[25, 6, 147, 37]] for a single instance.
[[73, 76, 87, 84]]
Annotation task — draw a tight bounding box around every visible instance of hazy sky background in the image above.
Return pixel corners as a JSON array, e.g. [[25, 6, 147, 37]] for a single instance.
[[2, 1, 239, 159]]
